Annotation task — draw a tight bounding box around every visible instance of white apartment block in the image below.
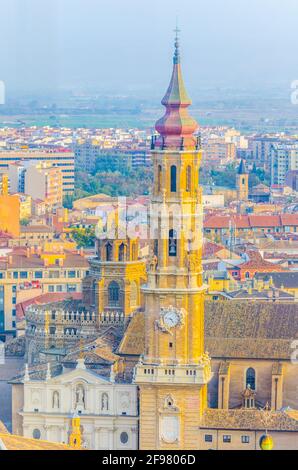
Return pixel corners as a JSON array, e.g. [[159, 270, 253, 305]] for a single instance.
[[271, 143, 298, 186]]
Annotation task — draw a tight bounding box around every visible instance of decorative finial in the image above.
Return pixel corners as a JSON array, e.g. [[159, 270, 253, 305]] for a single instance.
[[24, 364, 30, 382], [173, 23, 180, 65], [46, 362, 51, 380]]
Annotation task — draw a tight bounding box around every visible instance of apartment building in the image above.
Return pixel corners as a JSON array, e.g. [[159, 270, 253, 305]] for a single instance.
[[0, 247, 90, 335], [25, 163, 63, 210], [0, 150, 74, 194], [203, 138, 236, 166], [271, 143, 298, 186]]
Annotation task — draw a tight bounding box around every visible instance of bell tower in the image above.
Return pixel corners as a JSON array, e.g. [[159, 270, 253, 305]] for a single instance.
[[236, 159, 249, 201], [134, 31, 211, 450]]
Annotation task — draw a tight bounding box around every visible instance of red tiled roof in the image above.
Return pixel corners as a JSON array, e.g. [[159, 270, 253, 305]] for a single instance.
[[203, 240, 225, 259], [16, 292, 83, 320], [248, 215, 281, 228], [280, 214, 298, 226], [204, 214, 298, 229]]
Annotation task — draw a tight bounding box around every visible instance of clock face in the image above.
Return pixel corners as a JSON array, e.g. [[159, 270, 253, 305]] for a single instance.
[[163, 310, 179, 328]]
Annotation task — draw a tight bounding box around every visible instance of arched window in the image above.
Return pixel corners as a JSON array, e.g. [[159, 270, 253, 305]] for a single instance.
[[154, 239, 158, 257], [108, 281, 120, 307], [246, 368, 256, 390], [169, 229, 177, 257], [130, 281, 138, 307], [186, 165, 191, 192], [118, 243, 125, 261], [106, 242, 113, 261], [157, 165, 162, 193], [170, 165, 177, 192]]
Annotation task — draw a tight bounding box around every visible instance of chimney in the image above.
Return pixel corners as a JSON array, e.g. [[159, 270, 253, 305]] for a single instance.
[[8, 255, 12, 265], [80, 247, 84, 257], [44, 258, 49, 267], [59, 258, 64, 267], [30, 246, 35, 255], [37, 246, 42, 256], [26, 247, 30, 258]]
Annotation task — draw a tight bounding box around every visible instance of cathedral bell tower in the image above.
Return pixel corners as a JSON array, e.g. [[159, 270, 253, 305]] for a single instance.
[[134, 31, 212, 450]]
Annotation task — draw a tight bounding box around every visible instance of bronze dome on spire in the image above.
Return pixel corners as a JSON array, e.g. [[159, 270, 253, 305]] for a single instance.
[[155, 30, 199, 150]]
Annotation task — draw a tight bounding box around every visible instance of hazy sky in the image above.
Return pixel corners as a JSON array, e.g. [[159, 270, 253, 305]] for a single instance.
[[1, 0, 298, 97]]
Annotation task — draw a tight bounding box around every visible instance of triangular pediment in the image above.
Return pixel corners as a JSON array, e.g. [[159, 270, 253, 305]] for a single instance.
[[47, 367, 111, 386]]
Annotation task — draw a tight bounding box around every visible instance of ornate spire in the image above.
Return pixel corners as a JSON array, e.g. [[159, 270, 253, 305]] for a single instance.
[[155, 29, 198, 150]]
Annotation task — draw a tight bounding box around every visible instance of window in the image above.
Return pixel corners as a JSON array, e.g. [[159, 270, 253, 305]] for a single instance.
[[118, 243, 125, 262], [205, 434, 213, 443], [186, 165, 191, 192], [157, 164, 162, 192], [246, 368, 256, 390], [120, 432, 129, 445], [13, 272, 18, 279], [241, 435, 250, 444], [106, 242, 113, 261], [67, 284, 77, 293], [33, 429, 41, 440], [68, 270, 76, 278], [223, 435, 231, 443], [34, 271, 43, 279], [48, 286, 54, 293], [169, 229, 177, 257], [170, 165, 177, 192], [56, 285, 63, 292], [108, 281, 120, 307]]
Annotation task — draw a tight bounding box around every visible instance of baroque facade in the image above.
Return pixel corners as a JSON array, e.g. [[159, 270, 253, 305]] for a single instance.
[[15, 360, 138, 450]]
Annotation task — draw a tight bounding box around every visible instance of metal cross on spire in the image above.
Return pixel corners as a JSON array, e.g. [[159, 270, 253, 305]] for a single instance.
[[173, 21, 181, 64]]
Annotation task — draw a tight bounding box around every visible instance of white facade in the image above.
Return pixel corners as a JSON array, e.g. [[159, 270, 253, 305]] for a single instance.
[[271, 143, 298, 186], [21, 360, 138, 450]]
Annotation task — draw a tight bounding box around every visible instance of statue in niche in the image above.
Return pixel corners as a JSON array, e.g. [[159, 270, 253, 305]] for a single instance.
[[75, 384, 85, 409], [101, 393, 109, 411], [52, 391, 60, 409]]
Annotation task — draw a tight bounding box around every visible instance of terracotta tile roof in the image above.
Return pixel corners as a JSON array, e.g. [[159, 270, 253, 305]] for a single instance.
[[249, 215, 281, 228], [117, 301, 298, 361], [20, 225, 54, 233], [0, 249, 89, 270], [16, 293, 83, 320], [203, 240, 225, 259], [201, 409, 298, 431], [204, 214, 298, 230], [205, 301, 298, 359], [118, 312, 145, 356], [239, 251, 287, 272], [280, 214, 298, 226], [0, 433, 76, 450]]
